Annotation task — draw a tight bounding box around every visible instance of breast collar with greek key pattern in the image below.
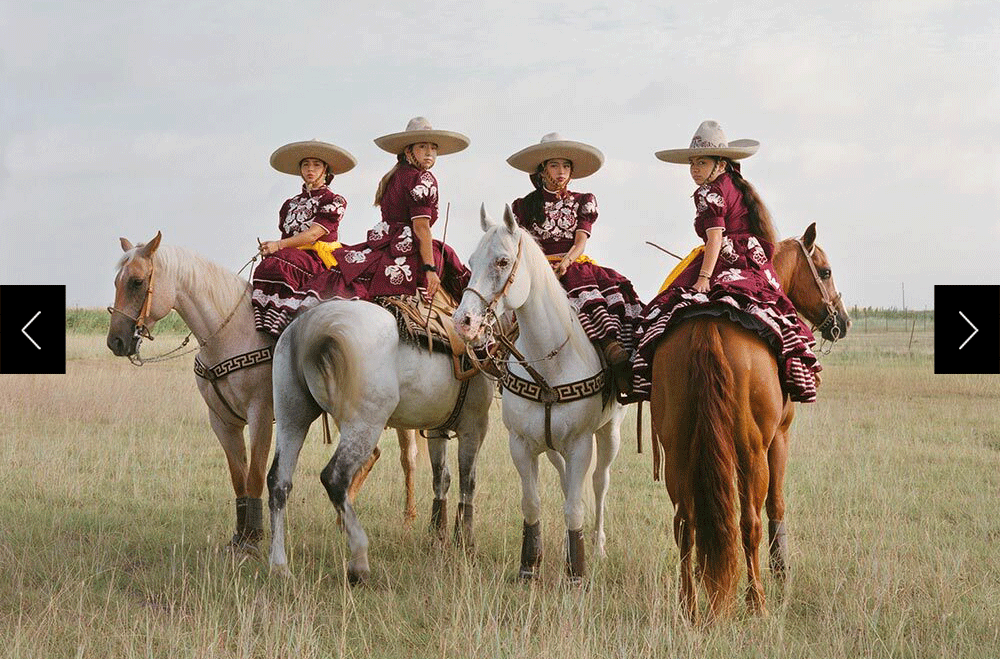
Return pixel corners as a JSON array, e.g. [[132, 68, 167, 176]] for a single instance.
[[194, 346, 274, 423]]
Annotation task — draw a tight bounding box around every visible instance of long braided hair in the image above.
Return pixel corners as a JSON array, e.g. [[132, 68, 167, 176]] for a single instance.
[[720, 158, 777, 244]]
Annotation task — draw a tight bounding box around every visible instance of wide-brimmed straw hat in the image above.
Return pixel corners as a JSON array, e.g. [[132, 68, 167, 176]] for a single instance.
[[374, 117, 470, 156], [270, 140, 357, 176], [507, 132, 604, 179], [655, 120, 759, 164]]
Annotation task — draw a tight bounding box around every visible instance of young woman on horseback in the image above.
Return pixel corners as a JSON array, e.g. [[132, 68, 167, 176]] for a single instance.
[[251, 139, 357, 336], [507, 133, 643, 395], [329, 116, 472, 303], [633, 120, 821, 402]]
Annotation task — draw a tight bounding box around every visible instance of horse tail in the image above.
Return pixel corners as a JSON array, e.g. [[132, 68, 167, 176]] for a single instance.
[[298, 303, 363, 420], [687, 321, 739, 609]]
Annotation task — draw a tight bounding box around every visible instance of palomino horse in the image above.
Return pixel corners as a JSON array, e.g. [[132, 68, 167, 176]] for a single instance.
[[651, 223, 849, 621], [106, 232, 419, 552], [267, 293, 493, 583], [453, 205, 625, 581]]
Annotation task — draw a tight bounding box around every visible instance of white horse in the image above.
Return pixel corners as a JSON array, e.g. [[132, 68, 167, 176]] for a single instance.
[[267, 293, 493, 582], [107, 232, 419, 552], [453, 205, 625, 581]]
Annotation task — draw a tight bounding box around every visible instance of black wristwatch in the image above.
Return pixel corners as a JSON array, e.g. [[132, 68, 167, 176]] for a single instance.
[[421, 263, 438, 273]]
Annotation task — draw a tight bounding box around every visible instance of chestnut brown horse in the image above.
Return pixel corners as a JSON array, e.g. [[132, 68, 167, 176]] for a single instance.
[[651, 223, 848, 621]]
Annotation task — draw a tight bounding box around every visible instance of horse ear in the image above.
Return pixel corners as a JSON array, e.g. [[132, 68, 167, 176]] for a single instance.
[[480, 203, 494, 232], [120, 237, 133, 252], [802, 223, 817, 251], [139, 231, 163, 258], [503, 204, 518, 235]]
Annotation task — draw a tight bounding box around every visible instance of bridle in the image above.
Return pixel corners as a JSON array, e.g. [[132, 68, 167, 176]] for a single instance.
[[107, 251, 258, 365], [794, 238, 843, 348], [462, 237, 524, 319], [107, 259, 156, 342]]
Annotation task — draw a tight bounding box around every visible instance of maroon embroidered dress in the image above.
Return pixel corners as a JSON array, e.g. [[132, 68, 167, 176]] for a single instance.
[[632, 171, 821, 402], [511, 189, 642, 351], [326, 163, 470, 300], [252, 185, 348, 336]]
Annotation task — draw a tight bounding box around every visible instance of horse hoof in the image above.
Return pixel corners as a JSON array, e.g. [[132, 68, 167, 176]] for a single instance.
[[347, 568, 370, 586], [517, 568, 540, 582]]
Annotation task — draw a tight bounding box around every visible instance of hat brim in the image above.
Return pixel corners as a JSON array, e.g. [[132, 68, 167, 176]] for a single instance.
[[506, 140, 604, 179], [374, 129, 470, 156], [271, 141, 357, 176], [654, 139, 759, 164]]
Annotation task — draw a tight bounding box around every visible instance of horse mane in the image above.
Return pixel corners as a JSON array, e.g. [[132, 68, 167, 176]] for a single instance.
[[118, 244, 251, 318], [509, 226, 594, 362]]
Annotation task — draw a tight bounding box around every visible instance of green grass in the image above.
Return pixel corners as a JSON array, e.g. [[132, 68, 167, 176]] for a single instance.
[[1, 321, 997, 658]]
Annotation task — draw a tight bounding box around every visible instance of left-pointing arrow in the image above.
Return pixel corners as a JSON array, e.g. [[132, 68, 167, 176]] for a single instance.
[[21, 311, 41, 350]]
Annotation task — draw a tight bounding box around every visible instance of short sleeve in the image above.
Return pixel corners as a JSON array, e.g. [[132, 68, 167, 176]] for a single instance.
[[277, 198, 292, 233], [408, 170, 438, 220], [576, 193, 598, 236], [309, 192, 346, 238], [694, 183, 726, 232]]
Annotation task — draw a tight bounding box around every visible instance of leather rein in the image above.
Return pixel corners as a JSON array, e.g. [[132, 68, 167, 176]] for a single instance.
[[462, 237, 609, 450]]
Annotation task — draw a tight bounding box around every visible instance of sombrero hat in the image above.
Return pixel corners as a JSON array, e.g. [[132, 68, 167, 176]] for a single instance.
[[507, 132, 604, 179], [655, 120, 759, 164], [374, 117, 470, 156], [270, 140, 357, 176]]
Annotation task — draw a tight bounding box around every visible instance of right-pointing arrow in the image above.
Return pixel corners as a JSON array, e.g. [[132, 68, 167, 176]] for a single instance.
[[958, 311, 978, 350]]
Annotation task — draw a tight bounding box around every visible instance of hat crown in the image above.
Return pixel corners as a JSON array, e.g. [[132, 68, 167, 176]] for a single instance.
[[405, 116, 433, 131], [689, 120, 729, 149], [540, 132, 563, 143]]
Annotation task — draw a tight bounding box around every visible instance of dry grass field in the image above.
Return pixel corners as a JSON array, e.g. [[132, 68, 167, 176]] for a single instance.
[[1, 312, 998, 658]]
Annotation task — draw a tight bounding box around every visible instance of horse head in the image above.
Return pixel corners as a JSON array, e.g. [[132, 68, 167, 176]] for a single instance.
[[107, 231, 174, 356], [453, 204, 530, 342], [773, 223, 851, 342]]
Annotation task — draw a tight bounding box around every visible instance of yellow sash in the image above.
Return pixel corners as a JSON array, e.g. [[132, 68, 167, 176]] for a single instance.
[[546, 253, 598, 266], [657, 246, 704, 294], [297, 240, 342, 268]]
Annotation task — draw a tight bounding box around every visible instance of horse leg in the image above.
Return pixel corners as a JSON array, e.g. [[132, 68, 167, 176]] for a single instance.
[[453, 417, 487, 549], [397, 428, 418, 524], [767, 402, 794, 579], [674, 508, 697, 623], [563, 434, 594, 582], [266, 416, 312, 576], [592, 405, 625, 558], [238, 402, 273, 551], [544, 449, 568, 498], [427, 433, 451, 542], [509, 433, 542, 580], [319, 421, 383, 584], [736, 442, 769, 615], [207, 411, 253, 550]]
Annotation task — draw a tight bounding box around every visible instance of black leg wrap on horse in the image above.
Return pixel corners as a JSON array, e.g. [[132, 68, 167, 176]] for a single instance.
[[235, 496, 249, 533], [231, 496, 263, 547], [519, 520, 542, 580], [453, 502, 474, 547], [566, 528, 585, 582], [768, 519, 788, 576], [430, 498, 448, 540]]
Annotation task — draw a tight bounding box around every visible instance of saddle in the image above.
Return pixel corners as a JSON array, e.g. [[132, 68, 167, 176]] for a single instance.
[[376, 290, 519, 382]]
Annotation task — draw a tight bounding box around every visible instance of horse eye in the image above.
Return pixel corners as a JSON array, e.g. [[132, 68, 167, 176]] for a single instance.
[[129, 277, 144, 290], [818, 268, 831, 280], [496, 257, 510, 269]]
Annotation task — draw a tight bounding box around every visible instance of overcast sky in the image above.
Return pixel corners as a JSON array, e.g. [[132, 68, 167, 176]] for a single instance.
[[2, 0, 997, 310]]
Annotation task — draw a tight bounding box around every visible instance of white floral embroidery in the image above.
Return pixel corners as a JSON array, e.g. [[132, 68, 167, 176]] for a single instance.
[[764, 268, 782, 290], [531, 196, 581, 242], [582, 198, 598, 215], [368, 221, 390, 240], [716, 268, 746, 283], [747, 236, 767, 265], [720, 236, 737, 264], [411, 172, 438, 204], [344, 248, 371, 264], [283, 195, 321, 234], [384, 257, 412, 285], [318, 196, 345, 217], [395, 225, 413, 253]]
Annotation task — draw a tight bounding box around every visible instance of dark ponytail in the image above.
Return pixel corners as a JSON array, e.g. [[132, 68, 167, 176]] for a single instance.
[[520, 165, 547, 224], [724, 160, 777, 244]]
